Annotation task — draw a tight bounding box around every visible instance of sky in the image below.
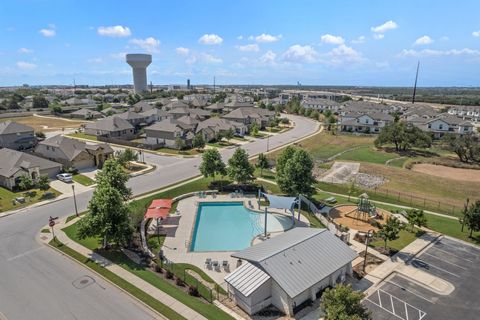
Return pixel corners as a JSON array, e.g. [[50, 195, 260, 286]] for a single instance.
[[1, 0, 480, 87]]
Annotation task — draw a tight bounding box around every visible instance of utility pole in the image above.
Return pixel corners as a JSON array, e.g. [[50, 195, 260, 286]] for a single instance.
[[363, 229, 374, 272], [412, 61, 420, 104], [213, 76, 216, 94], [72, 185, 78, 217], [461, 198, 470, 232]]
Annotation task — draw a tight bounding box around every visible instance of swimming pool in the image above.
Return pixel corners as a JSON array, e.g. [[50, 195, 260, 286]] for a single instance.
[[190, 202, 293, 252]]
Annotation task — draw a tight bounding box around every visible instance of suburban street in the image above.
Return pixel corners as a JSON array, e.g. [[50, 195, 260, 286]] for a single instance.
[[0, 114, 318, 320]]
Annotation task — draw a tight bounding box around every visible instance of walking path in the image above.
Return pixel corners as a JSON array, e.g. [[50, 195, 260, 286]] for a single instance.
[[385, 156, 406, 166], [41, 217, 207, 320]]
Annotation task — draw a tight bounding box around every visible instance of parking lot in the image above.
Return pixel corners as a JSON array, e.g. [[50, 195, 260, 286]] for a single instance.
[[365, 237, 480, 320]]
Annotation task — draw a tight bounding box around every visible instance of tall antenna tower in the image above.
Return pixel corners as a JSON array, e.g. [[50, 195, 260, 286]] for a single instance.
[[213, 76, 216, 94], [412, 61, 420, 104]]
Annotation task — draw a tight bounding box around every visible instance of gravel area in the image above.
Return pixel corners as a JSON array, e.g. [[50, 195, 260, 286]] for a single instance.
[[353, 173, 388, 189]]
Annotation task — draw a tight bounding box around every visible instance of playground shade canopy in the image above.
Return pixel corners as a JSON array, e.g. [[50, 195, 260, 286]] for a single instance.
[[262, 193, 297, 211], [144, 199, 173, 219]]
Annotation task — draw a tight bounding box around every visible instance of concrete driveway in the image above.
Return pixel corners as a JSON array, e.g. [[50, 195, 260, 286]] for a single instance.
[[50, 179, 91, 196]]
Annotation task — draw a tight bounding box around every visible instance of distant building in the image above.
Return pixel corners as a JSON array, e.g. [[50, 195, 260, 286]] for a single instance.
[[0, 121, 36, 150], [84, 116, 135, 140], [339, 112, 394, 133]]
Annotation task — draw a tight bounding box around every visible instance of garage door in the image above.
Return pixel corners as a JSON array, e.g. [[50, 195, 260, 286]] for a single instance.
[[73, 158, 95, 170]]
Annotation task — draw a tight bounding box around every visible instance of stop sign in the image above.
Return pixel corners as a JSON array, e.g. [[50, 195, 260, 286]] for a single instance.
[[49, 220, 55, 227]]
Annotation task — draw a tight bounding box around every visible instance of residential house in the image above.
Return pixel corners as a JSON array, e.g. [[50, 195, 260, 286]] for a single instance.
[[205, 102, 225, 113], [417, 115, 474, 138], [117, 110, 148, 127], [447, 105, 480, 123], [225, 228, 357, 316], [223, 107, 275, 129], [35, 135, 114, 170], [132, 100, 155, 113], [61, 97, 96, 106], [224, 101, 255, 111], [84, 116, 135, 140], [144, 119, 194, 149], [0, 121, 36, 150], [341, 101, 392, 115], [163, 100, 190, 111], [140, 108, 169, 125], [301, 98, 341, 113], [0, 148, 62, 190], [69, 108, 104, 119], [196, 117, 247, 141], [340, 112, 394, 133]]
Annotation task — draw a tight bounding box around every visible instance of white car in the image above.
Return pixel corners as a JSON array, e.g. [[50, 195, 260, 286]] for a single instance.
[[56, 173, 73, 183]]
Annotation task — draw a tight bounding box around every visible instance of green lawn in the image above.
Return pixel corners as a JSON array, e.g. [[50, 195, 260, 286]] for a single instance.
[[336, 146, 399, 164], [426, 214, 480, 245], [49, 238, 185, 320], [72, 174, 95, 186], [66, 132, 98, 141], [369, 229, 423, 252], [387, 157, 409, 168], [0, 187, 60, 212], [155, 148, 201, 156], [206, 141, 235, 148]]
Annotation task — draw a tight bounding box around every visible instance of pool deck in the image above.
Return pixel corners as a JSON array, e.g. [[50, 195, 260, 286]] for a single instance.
[[148, 194, 309, 286]]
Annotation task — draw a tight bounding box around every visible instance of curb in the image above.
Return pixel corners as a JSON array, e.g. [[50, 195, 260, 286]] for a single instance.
[[45, 239, 168, 320]]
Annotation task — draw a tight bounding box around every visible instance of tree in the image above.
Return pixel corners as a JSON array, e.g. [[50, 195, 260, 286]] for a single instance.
[[227, 148, 254, 184], [376, 217, 403, 249], [320, 284, 371, 320], [94, 158, 131, 200], [442, 133, 480, 163], [250, 122, 259, 136], [18, 175, 34, 191], [375, 122, 431, 152], [35, 131, 46, 139], [50, 103, 62, 114], [276, 148, 315, 195], [77, 183, 133, 247], [32, 95, 49, 109], [464, 200, 480, 238], [224, 128, 234, 142], [175, 137, 186, 150], [192, 133, 206, 150], [115, 148, 138, 169], [256, 153, 269, 177], [406, 209, 427, 231], [199, 149, 226, 180], [36, 175, 50, 191]]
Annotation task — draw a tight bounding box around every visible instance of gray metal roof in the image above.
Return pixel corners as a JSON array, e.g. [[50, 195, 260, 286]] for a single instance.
[[232, 228, 357, 298], [225, 262, 271, 297]]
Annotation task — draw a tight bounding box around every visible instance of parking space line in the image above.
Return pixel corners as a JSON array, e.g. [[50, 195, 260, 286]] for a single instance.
[[435, 241, 478, 258], [366, 289, 427, 320], [429, 246, 473, 263], [423, 252, 467, 270], [386, 280, 434, 303], [413, 258, 460, 278]]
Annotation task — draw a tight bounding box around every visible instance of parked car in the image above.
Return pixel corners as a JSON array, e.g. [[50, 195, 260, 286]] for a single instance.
[[56, 173, 73, 183]]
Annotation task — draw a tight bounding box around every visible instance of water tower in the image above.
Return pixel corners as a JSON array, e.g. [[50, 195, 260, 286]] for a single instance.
[[126, 54, 152, 93]]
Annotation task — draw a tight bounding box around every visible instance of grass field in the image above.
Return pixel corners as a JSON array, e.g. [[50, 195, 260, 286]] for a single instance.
[[336, 146, 400, 164], [72, 174, 95, 186], [155, 147, 201, 156], [3, 115, 86, 133], [369, 229, 423, 252], [66, 132, 98, 141], [0, 187, 60, 212]]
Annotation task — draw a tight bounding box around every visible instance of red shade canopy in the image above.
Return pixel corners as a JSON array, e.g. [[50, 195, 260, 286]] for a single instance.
[[144, 199, 173, 220]]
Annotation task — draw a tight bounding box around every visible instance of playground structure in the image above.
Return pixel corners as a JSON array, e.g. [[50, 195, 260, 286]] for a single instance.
[[346, 193, 382, 223]]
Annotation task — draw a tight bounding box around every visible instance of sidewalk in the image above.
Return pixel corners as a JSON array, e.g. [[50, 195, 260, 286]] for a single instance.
[[42, 217, 207, 320]]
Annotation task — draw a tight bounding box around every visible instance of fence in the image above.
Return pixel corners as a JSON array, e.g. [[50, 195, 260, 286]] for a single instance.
[[97, 136, 161, 150]]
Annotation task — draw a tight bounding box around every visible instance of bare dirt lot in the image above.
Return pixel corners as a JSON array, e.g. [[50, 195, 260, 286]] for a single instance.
[[2, 115, 86, 133], [412, 163, 480, 182]]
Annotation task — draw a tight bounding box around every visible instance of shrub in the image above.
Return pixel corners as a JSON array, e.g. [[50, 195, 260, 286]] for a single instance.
[[175, 277, 184, 287], [188, 285, 199, 297], [165, 269, 174, 279]]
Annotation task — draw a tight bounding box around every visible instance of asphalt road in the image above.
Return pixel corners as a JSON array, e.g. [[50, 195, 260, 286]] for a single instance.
[[0, 115, 318, 320]]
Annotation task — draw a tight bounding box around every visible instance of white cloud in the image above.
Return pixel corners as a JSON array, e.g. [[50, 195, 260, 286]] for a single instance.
[[129, 37, 160, 53], [255, 33, 282, 43], [110, 52, 127, 60], [398, 48, 480, 57], [327, 44, 364, 64], [97, 25, 131, 37], [16, 61, 37, 70], [236, 44, 260, 52], [88, 57, 103, 63], [260, 50, 277, 64], [440, 36, 450, 41], [39, 28, 55, 37], [351, 36, 366, 44], [283, 45, 318, 63], [371, 20, 398, 33], [373, 34, 385, 40], [199, 53, 222, 64], [18, 48, 33, 54], [320, 34, 344, 45], [473, 30, 480, 37], [175, 47, 190, 56], [198, 34, 223, 45], [237, 35, 244, 40], [414, 35, 433, 46]]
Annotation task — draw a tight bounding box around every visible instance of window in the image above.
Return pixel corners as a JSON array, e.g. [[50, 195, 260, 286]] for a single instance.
[[439, 124, 443, 130], [428, 124, 431, 129]]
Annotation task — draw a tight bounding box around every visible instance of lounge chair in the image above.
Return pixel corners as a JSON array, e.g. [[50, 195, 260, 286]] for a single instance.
[[205, 258, 212, 269], [222, 260, 230, 272], [212, 260, 220, 271]]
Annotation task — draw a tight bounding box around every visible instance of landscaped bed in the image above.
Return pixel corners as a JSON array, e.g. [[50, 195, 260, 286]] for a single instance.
[[0, 187, 60, 212]]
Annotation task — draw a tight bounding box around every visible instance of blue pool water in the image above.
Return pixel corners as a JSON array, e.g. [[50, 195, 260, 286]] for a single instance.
[[190, 202, 293, 252]]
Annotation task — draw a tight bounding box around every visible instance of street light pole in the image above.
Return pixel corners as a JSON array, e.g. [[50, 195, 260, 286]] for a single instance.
[[267, 135, 270, 152], [72, 185, 78, 217], [363, 229, 374, 273]]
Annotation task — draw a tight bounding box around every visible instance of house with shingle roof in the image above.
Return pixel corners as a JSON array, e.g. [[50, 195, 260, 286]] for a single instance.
[[418, 114, 474, 138], [0, 148, 62, 190], [0, 121, 36, 150], [35, 135, 114, 169], [340, 112, 394, 133], [222, 107, 275, 129], [69, 108, 104, 120], [84, 116, 135, 140], [144, 119, 194, 149], [196, 117, 247, 141]]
